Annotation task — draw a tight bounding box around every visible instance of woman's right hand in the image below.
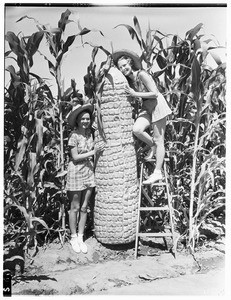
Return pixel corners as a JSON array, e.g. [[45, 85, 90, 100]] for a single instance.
[[94, 141, 106, 154], [125, 85, 137, 97]]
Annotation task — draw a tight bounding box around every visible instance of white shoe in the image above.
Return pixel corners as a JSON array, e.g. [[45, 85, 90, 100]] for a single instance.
[[70, 238, 80, 253], [144, 146, 156, 161], [143, 172, 163, 185], [78, 241, 88, 254]]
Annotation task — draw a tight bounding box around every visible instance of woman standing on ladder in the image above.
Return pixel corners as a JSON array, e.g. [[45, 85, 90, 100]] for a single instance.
[[113, 49, 172, 184]]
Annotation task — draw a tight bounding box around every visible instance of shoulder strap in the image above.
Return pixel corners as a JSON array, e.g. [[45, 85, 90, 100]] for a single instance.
[[136, 70, 150, 92], [136, 69, 143, 80], [137, 69, 149, 78]]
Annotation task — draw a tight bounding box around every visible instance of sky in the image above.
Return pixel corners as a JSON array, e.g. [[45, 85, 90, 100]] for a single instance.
[[4, 1, 228, 98]]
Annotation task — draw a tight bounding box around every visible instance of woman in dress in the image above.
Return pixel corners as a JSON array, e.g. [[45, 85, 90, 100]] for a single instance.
[[66, 101, 103, 253], [113, 50, 172, 184]]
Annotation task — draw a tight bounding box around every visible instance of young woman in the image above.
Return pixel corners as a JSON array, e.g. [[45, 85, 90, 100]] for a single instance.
[[113, 50, 172, 184], [66, 102, 103, 253]]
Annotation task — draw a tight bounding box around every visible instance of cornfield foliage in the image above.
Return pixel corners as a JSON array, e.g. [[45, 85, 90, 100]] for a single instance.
[[4, 10, 225, 268]]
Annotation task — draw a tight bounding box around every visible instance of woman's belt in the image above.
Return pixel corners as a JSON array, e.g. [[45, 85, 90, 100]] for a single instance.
[[71, 157, 93, 164]]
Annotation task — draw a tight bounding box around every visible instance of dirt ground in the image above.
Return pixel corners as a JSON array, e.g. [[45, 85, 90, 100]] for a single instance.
[[12, 235, 227, 296]]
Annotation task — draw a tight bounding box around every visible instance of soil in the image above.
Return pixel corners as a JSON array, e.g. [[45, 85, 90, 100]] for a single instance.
[[12, 235, 226, 296]]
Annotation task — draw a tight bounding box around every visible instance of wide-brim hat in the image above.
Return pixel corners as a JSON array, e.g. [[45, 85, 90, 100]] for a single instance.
[[67, 103, 94, 128], [112, 49, 142, 70]]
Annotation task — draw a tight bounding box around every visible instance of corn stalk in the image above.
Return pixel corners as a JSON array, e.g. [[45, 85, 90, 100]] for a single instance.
[[5, 28, 50, 253], [188, 56, 202, 251]]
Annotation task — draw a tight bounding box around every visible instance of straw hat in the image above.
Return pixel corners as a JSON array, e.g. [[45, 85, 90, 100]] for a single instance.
[[112, 49, 142, 70], [67, 103, 94, 128]]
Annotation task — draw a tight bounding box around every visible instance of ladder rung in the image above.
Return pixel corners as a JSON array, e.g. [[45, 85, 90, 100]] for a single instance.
[[139, 206, 169, 211], [138, 232, 173, 237], [145, 158, 170, 162], [142, 182, 166, 186]]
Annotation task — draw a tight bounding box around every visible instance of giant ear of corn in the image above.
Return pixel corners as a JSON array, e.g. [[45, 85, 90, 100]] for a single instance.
[[94, 66, 139, 244]]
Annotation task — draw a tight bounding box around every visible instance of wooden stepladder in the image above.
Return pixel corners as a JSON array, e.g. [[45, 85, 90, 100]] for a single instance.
[[134, 158, 176, 258]]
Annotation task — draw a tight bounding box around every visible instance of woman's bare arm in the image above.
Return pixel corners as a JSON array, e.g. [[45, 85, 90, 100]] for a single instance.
[[125, 71, 158, 98], [70, 146, 94, 162]]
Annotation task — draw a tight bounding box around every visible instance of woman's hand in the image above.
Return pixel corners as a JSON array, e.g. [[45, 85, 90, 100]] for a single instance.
[[125, 85, 137, 97], [94, 141, 106, 154]]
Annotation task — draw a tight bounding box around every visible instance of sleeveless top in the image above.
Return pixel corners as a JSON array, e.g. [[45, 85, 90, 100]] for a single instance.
[[128, 70, 172, 121], [130, 70, 151, 96]]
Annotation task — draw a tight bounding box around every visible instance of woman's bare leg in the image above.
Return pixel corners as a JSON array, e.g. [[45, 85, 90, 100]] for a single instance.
[[67, 191, 81, 235], [133, 114, 154, 147], [143, 117, 167, 184], [152, 117, 167, 171], [78, 187, 93, 235], [67, 191, 82, 253]]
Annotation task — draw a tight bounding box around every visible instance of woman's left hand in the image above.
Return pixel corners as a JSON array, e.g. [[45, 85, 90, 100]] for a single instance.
[[125, 85, 137, 97]]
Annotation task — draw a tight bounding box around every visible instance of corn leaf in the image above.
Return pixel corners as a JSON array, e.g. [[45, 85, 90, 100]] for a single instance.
[[154, 36, 167, 56], [35, 118, 43, 156], [133, 16, 142, 40], [152, 69, 166, 78], [156, 54, 167, 69], [58, 9, 71, 32], [5, 31, 24, 53], [56, 170, 68, 177], [196, 202, 225, 228], [193, 38, 201, 53], [56, 35, 76, 65], [27, 152, 37, 186], [30, 217, 49, 230], [92, 47, 98, 62], [26, 31, 44, 67], [209, 51, 223, 65], [186, 23, 203, 41], [5, 50, 12, 57], [114, 24, 142, 48], [4, 256, 25, 263], [49, 27, 62, 34], [47, 59, 56, 77], [16, 15, 41, 26], [15, 136, 28, 171], [26, 32, 44, 56], [12, 204, 30, 226], [146, 24, 152, 48], [62, 35, 76, 54], [191, 56, 201, 99], [6, 65, 21, 82], [78, 27, 91, 35]]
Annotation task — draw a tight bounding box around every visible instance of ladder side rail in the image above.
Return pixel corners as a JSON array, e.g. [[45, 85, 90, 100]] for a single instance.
[[163, 160, 176, 241], [134, 162, 144, 259], [141, 186, 155, 206]]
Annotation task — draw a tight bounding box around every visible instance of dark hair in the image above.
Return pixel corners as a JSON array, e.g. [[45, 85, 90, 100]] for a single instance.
[[71, 94, 83, 106], [75, 109, 93, 127], [116, 55, 134, 69]]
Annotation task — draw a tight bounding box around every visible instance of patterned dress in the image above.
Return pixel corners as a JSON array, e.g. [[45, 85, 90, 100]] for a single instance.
[[129, 70, 172, 123], [65, 128, 95, 191]]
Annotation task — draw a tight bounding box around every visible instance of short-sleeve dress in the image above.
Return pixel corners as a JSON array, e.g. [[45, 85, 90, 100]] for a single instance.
[[65, 128, 95, 191], [130, 70, 172, 123]]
